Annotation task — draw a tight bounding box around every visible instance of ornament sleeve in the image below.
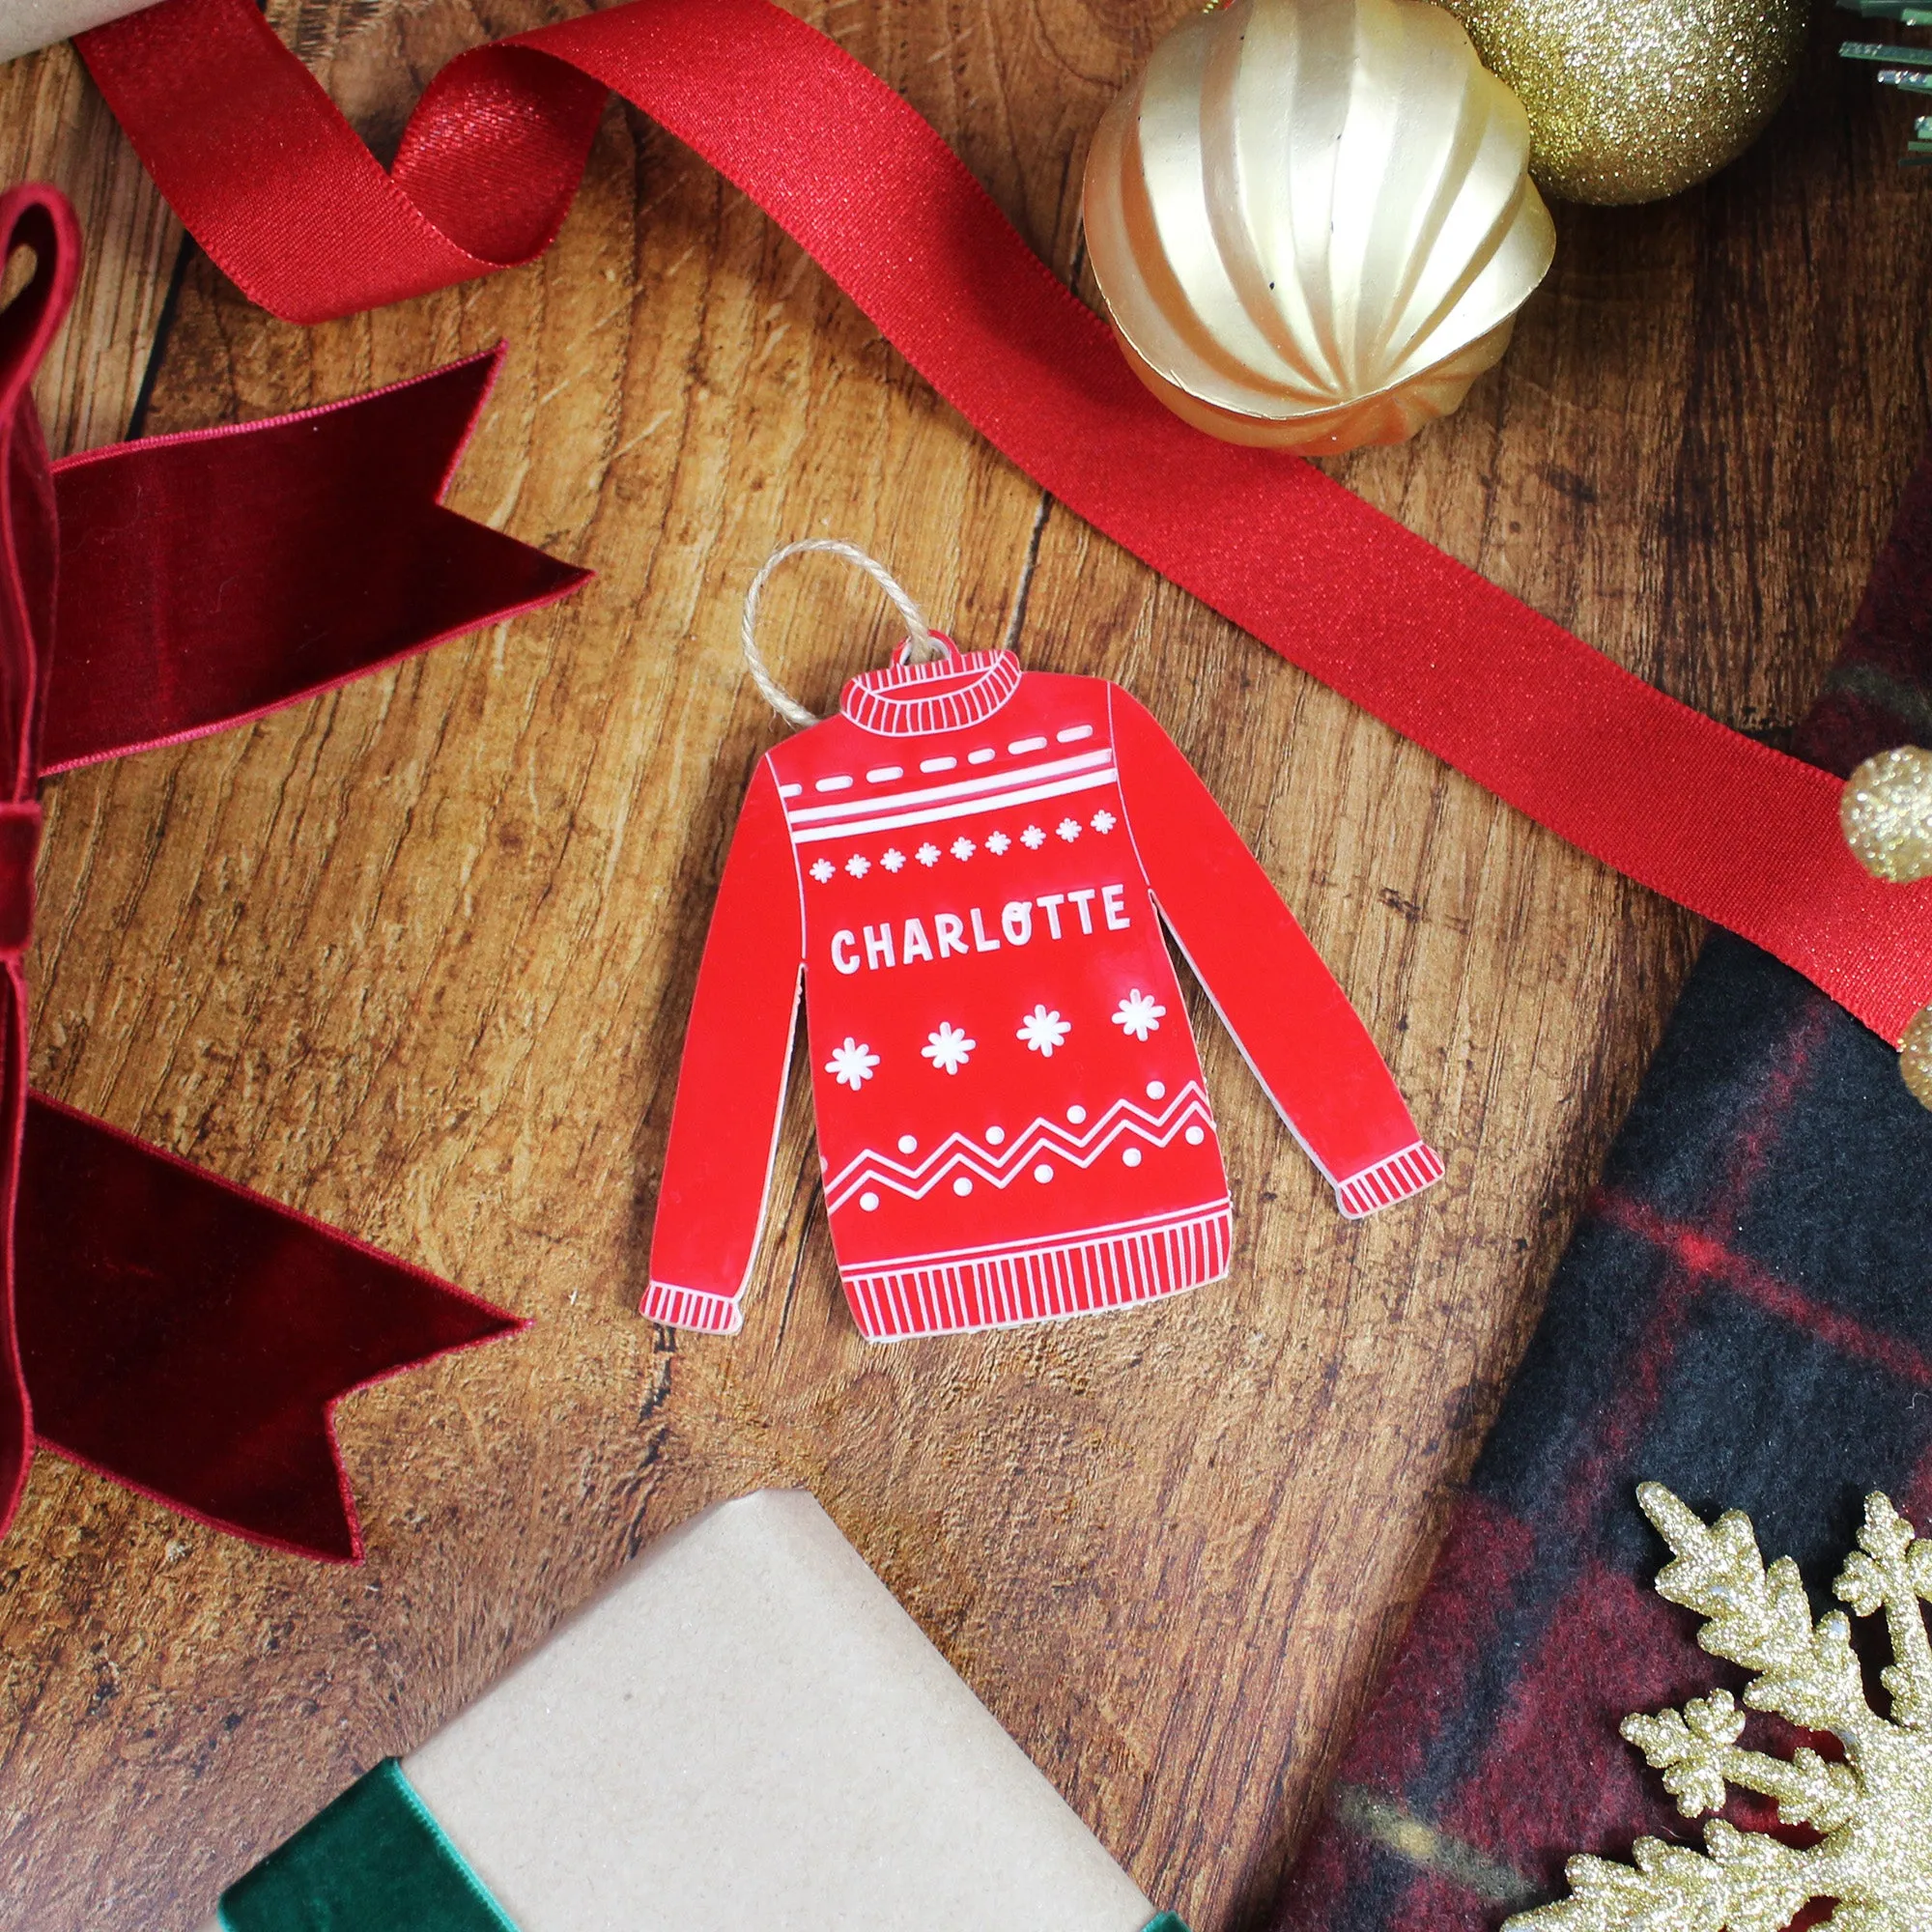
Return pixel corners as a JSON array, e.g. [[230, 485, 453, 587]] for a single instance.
[[643, 757, 806, 1332], [1108, 686, 1442, 1217]]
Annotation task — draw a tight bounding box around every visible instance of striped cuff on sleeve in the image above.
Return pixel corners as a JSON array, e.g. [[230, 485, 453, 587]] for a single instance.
[[641, 1281, 744, 1333], [1334, 1142, 1445, 1219]]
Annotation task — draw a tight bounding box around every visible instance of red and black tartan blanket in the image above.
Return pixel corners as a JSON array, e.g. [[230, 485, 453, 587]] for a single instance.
[[1270, 454, 1932, 1929]]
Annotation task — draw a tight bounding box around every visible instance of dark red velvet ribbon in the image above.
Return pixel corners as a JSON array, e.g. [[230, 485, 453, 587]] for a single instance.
[[0, 184, 588, 1560], [71, 0, 1932, 1048]]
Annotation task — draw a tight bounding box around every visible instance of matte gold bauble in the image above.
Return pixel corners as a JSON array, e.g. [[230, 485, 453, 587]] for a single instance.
[[1439, 0, 1807, 206], [1083, 0, 1554, 454]]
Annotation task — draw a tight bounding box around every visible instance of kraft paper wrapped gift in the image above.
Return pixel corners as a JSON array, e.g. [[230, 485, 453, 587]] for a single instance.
[[0, 0, 159, 62], [201, 1490, 1183, 1932]]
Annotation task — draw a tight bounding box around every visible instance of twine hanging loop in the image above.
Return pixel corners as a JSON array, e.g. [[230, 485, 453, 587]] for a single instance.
[[740, 539, 938, 727]]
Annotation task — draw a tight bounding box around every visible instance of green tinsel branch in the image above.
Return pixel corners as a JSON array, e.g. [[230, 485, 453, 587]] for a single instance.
[[1842, 0, 1932, 160]]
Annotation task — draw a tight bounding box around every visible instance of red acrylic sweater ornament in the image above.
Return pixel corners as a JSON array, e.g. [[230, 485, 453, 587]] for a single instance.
[[647, 638, 1441, 1342]]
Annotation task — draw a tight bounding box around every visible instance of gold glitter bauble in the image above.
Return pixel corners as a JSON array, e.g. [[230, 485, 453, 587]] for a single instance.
[[1905, 1006, 1932, 1113], [1439, 0, 1808, 206], [1842, 745, 1932, 885], [1083, 0, 1554, 453]]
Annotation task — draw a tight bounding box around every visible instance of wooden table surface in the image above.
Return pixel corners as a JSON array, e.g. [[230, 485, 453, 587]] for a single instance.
[[1, 7, 1927, 1928]]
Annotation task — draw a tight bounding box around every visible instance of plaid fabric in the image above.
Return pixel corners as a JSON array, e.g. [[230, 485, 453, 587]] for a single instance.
[[1269, 453, 1932, 1930]]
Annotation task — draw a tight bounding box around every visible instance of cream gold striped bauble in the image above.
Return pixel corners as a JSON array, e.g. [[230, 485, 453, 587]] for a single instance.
[[1083, 0, 1554, 453]]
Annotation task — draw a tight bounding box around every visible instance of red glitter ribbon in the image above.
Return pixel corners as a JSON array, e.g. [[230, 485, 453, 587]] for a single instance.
[[73, 0, 1932, 1046], [0, 184, 587, 1560]]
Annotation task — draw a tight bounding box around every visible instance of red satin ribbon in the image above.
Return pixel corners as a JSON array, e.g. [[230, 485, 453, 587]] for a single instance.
[[76, 0, 1932, 1046], [0, 185, 587, 1560]]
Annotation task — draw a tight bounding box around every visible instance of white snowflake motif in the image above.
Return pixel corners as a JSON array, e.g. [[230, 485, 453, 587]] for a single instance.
[[1020, 825, 1047, 850], [916, 842, 942, 867], [951, 837, 976, 861], [1016, 1006, 1071, 1057], [824, 1037, 879, 1091], [985, 831, 1011, 855], [921, 1023, 976, 1075], [1090, 810, 1117, 835], [1111, 989, 1167, 1041], [845, 854, 870, 878], [880, 848, 906, 873], [1057, 817, 1082, 842], [809, 858, 836, 883]]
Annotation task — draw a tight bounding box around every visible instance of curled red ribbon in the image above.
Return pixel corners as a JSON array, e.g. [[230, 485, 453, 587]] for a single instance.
[[74, 0, 1932, 1047], [0, 184, 587, 1560]]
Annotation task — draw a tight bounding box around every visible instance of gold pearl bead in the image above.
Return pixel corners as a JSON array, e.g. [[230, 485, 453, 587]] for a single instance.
[[1841, 747, 1932, 886], [1904, 1007, 1932, 1113]]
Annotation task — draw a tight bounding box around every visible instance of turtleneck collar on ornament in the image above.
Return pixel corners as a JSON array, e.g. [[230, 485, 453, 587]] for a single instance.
[[838, 637, 1021, 738]]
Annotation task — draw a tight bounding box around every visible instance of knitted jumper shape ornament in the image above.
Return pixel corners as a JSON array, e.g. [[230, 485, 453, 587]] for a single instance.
[[646, 640, 1441, 1341]]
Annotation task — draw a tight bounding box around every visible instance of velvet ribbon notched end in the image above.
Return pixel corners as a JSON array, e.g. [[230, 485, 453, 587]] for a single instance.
[[73, 0, 1932, 1050], [43, 340, 583, 773], [0, 182, 586, 1562]]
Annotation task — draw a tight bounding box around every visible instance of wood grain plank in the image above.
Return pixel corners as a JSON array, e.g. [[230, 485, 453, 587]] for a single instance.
[[0, 8, 1925, 1931], [0, 37, 180, 450]]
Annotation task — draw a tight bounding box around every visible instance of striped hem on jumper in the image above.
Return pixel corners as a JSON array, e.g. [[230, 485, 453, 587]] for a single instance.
[[842, 1202, 1234, 1341]]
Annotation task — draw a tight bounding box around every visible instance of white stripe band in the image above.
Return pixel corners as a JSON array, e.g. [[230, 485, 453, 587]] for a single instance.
[[785, 746, 1112, 825], [789, 766, 1118, 844]]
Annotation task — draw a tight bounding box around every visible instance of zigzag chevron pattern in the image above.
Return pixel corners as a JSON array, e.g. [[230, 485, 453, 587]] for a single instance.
[[824, 1081, 1214, 1211]]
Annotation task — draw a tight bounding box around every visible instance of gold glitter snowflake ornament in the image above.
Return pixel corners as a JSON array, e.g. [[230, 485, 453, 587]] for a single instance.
[[1508, 1483, 1932, 1931]]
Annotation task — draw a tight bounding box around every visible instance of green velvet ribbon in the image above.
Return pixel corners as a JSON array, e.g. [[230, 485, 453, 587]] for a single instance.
[[218, 1759, 518, 1932], [217, 1755, 1192, 1932]]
